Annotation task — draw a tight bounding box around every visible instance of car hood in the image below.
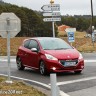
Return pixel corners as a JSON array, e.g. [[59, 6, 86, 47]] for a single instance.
[[44, 49, 79, 60]]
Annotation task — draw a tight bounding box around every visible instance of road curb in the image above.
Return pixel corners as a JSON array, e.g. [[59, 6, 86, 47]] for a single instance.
[[0, 73, 70, 96]]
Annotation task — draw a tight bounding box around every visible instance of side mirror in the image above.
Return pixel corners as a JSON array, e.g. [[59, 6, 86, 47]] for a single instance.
[[31, 48, 38, 52]]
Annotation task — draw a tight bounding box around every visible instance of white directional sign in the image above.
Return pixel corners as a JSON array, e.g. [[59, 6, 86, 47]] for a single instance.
[[41, 3, 61, 37], [41, 4, 60, 11], [0, 13, 21, 38], [43, 12, 61, 17], [65, 28, 76, 32], [43, 18, 61, 22]]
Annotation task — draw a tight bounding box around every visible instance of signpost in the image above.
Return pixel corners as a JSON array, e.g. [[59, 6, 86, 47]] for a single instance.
[[65, 28, 76, 33], [41, 4, 60, 11], [0, 13, 21, 38], [41, 2, 61, 37], [43, 12, 61, 17], [43, 18, 61, 22], [92, 30, 96, 42], [0, 13, 21, 83], [65, 28, 76, 46], [67, 32, 75, 43]]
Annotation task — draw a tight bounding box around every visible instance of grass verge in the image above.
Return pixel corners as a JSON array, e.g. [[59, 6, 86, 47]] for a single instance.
[[0, 76, 46, 96]]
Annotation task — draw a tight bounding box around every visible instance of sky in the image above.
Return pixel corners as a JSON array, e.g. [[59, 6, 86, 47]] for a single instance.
[[3, 0, 96, 16]]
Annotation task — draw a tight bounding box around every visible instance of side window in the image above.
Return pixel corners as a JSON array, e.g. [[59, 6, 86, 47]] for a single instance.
[[24, 40, 30, 49], [28, 40, 39, 50]]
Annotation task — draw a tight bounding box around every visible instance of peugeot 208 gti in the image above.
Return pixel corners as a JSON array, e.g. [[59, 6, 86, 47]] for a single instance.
[[16, 37, 84, 75]]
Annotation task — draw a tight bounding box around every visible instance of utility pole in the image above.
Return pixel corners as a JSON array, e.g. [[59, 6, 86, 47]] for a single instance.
[[91, 0, 93, 26]]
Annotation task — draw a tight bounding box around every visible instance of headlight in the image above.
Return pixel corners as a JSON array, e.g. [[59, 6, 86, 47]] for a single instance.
[[79, 53, 83, 60], [45, 54, 58, 61]]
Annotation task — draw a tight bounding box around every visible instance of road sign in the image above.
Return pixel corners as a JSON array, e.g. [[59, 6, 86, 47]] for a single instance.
[[67, 32, 75, 42], [41, 3, 60, 37], [0, 12, 21, 83], [92, 30, 96, 42], [65, 28, 76, 32], [43, 12, 61, 17], [43, 18, 61, 22], [0, 13, 21, 38], [41, 4, 60, 11]]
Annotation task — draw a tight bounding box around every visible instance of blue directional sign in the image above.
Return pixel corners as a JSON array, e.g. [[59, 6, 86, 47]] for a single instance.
[[67, 32, 75, 42]]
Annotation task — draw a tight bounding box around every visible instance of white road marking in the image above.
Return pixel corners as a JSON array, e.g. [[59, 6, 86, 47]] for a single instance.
[[84, 60, 96, 63], [0, 59, 16, 62], [0, 59, 96, 63], [56, 76, 96, 86], [0, 73, 70, 96]]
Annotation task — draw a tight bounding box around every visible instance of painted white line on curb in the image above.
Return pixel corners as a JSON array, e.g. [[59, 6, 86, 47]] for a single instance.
[[0, 73, 70, 96]]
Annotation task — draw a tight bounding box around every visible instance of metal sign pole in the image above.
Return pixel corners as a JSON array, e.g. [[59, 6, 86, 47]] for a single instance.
[[52, 21, 55, 37], [7, 31, 11, 81], [6, 18, 12, 83], [50, 0, 55, 37], [0, 13, 21, 84]]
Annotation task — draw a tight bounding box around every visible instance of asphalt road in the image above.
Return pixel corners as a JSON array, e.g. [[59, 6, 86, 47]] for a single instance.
[[0, 53, 96, 96]]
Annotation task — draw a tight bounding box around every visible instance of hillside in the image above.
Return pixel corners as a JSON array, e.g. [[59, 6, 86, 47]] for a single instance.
[[0, 0, 56, 37]]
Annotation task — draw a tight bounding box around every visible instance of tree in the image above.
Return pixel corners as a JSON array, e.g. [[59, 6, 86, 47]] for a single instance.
[[76, 17, 90, 31]]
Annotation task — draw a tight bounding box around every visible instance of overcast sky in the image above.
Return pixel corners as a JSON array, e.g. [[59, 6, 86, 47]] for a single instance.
[[3, 0, 96, 15]]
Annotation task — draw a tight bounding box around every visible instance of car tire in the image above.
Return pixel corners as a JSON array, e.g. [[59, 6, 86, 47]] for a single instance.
[[74, 70, 82, 74], [39, 61, 47, 75], [16, 57, 25, 70]]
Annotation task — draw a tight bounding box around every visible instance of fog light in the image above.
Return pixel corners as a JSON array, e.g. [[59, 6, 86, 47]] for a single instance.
[[52, 67, 56, 70], [81, 65, 84, 69]]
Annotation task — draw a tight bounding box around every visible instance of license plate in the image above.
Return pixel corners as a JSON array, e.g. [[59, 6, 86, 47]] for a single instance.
[[64, 62, 76, 67]]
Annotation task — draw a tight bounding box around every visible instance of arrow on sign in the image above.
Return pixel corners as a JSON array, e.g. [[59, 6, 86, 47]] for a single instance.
[[43, 18, 61, 22], [41, 4, 60, 11], [43, 12, 61, 17]]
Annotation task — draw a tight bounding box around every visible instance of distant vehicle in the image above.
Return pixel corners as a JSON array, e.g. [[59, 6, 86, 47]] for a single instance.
[[16, 37, 84, 75]]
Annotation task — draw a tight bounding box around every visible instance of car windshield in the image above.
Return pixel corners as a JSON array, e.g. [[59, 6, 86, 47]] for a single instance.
[[38, 38, 73, 50]]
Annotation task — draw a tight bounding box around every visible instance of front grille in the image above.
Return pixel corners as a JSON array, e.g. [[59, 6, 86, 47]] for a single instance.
[[59, 59, 78, 67]]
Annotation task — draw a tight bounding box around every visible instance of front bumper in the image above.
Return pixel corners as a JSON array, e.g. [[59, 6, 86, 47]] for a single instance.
[[45, 59, 84, 73]]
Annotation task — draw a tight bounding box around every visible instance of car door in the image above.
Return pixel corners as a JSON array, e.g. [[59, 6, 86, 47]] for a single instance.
[[26, 39, 40, 69], [21, 39, 31, 66]]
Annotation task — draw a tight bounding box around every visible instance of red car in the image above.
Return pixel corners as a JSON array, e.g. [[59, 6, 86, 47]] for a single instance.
[[16, 37, 84, 75]]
